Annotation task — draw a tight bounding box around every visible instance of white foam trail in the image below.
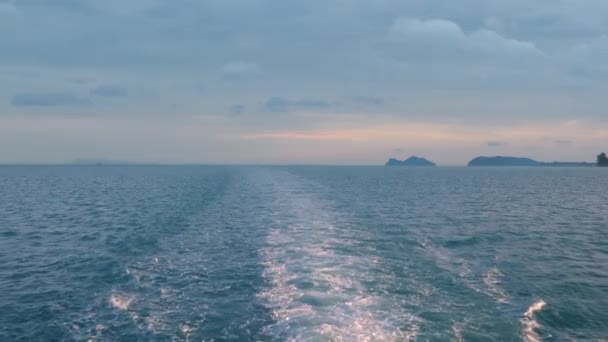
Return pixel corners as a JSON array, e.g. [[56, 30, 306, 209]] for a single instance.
[[482, 267, 509, 303], [421, 242, 511, 305], [145, 313, 165, 332], [109, 294, 134, 311], [420, 242, 471, 279], [86, 324, 106, 342], [256, 171, 417, 340], [521, 299, 546, 342], [178, 323, 193, 342], [451, 323, 464, 342]]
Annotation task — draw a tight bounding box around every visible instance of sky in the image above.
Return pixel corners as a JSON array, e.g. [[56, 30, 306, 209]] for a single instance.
[[1, 0, 607, 165]]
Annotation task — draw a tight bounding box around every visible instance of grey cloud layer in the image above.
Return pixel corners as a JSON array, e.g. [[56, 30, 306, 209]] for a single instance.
[[2, 0, 608, 116], [4, 1, 606, 69], [264, 97, 332, 112], [221, 62, 262, 79], [90, 85, 127, 97], [353, 96, 384, 106], [391, 17, 542, 58], [11, 93, 91, 107]]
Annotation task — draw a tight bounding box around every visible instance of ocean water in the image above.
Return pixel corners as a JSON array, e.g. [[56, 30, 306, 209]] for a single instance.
[[0, 166, 606, 341]]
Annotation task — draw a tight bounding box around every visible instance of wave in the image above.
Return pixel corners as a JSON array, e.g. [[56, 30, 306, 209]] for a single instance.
[[452, 322, 465, 342], [521, 299, 547, 342], [419, 240, 510, 305], [256, 170, 418, 340], [443, 236, 480, 249], [482, 267, 509, 304], [418, 240, 472, 279]]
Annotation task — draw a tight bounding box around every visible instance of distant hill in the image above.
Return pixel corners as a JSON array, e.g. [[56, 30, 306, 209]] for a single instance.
[[468, 156, 540, 166], [386, 156, 436, 167], [468, 156, 593, 167]]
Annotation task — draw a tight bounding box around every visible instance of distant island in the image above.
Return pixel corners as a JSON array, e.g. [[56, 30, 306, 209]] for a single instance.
[[468, 156, 593, 167], [468, 156, 539, 167], [386, 156, 436, 167], [598, 153, 608, 167]]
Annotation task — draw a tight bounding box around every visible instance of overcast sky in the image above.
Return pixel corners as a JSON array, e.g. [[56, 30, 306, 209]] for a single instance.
[[1, 0, 607, 164]]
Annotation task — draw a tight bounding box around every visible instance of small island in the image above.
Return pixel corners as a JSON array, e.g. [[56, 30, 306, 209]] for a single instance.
[[386, 156, 436, 167], [468, 156, 593, 167], [598, 153, 608, 167], [468, 156, 540, 167]]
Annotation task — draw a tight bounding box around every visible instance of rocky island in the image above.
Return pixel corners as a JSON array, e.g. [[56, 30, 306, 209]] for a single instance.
[[386, 156, 436, 167], [468, 156, 540, 167]]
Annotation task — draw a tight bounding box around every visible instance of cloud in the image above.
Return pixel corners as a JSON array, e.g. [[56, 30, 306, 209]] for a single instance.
[[221, 62, 262, 79], [2, 1, 608, 164], [69, 77, 91, 85], [483, 16, 503, 31], [90, 85, 127, 97], [391, 17, 543, 58], [566, 36, 608, 70], [11, 92, 91, 107], [264, 97, 332, 112], [353, 96, 384, 106], [242, 120, 608, 147], [573, 35, 608, 58], [244, 122, 484, 142], [392, 18, 465, 44], [487, 141, 507, 147], [230, 104, 245, 116], [554, 139, 573, 145], [0, 2, 17, 15], [468, 29, 543, 57]]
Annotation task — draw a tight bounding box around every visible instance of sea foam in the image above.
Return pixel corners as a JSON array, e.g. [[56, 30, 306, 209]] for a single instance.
[[109, 294, 134, 311], [256, 170, 418, 341], [522, 299, 547, 342], [482, 267, 509, 303]]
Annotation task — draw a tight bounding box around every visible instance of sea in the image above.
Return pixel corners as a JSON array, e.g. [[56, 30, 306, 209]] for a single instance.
[[0, 166, 606, 341]]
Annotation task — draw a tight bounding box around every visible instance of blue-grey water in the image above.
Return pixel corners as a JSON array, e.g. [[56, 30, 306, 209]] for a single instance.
[[0, 166, 606, 341]]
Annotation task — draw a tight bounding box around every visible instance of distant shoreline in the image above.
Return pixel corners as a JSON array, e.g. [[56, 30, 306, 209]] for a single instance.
[[385, 155, 603, 167], [467, 156, 594, 167], [0, 164, 604, 168], [0, 155, 605, 167]]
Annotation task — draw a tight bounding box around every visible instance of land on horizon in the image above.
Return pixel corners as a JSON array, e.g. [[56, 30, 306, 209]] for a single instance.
[[0, 153, 606, 167]]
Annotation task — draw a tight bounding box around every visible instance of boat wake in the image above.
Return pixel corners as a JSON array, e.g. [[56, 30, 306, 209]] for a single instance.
[[419, 240, 510, 304], [482, 267, 509, 304], [255, 170, 418, 340]]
